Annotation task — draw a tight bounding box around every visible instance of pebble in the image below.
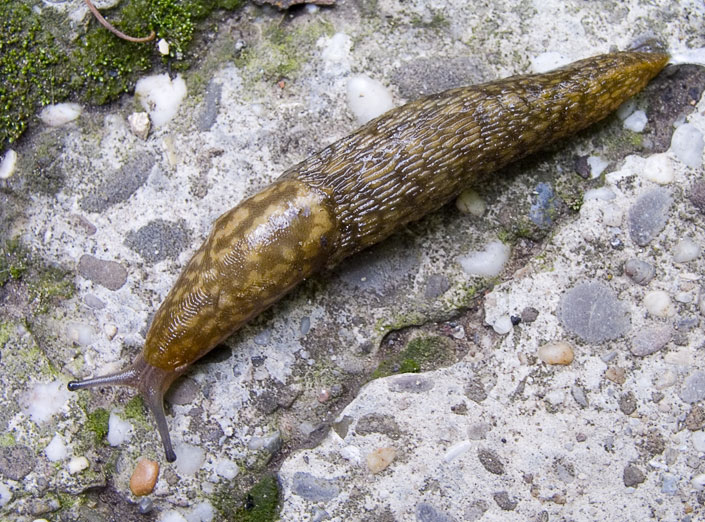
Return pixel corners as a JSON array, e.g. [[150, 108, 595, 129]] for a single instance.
[[366, 447, 396, 474], [415, 502, 455, 522], [125, 219, 191, 264], [44, 434, 67, 462], [157, 38, 170, 55], [686, 405, 705, 431], [443, 441, 472, 462], [21, 380, 71, 424], [174, 444, 205, 476], [692, 431, 705, 453], [389, 375, 434, 393], [529, 182, 556, 228], [623, 110, 647, 132], [670, 123, 704, 168], [571, 385, 589, 407], [455, 188, 486, 216], [0, 149, 17, 179], [83, 294, 105, 309], [477, 448, 504, 475], [558, 281, 630, 343], [39, 103, 82, 126], [214, 458, 239, 480], [661, 473, 678, 495], [291, 472, 339, 501], [300, 316, 311, 335], [689, 180, 705, 214], [107, 412, 133, 446], [584, 186, 616, 201], [605, 366, 626, 385], [130, 459, 160, 496], [458, 240, 510, 277], [630, 325, 671, 356], [139, 497, 154, 514], [159, 510, 188, 522], [643, 291, 676, 318], [135, 74, 187, 128], [691, 474, 705, 491], [0, 483, 11, 507], [641, 153, 674, 184], [80, 153, 155, 213], [521, 307, 539, 323], [654, 369, 676, 390], [491, 315, 514, 335], [680, 371, 705, 404], [67, 323, 94, 347], [623, 259, 655, 285], [425, 274, 450, 299], [673, 238, 701, 263], [587, 156, 609, 178], [538, 341, 574, 365], [346, 74, 394, 125], [67, 456, 89, 474], [104, 324, 118, 340], [493, 491, 518, 511], [623, 464, 646, 487], [78, 254, 128, 291], [128, 112, 151, 140], [628, 188, 671, 246]]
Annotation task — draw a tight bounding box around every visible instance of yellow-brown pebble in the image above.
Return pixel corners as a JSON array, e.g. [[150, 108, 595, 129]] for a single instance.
[[366, 447, 396, 474], [130, 458, 160, 496], [538, 341, 574, 365]]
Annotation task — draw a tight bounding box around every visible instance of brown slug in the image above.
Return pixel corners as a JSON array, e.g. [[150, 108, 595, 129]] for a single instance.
[[68, 47, 669, 462]]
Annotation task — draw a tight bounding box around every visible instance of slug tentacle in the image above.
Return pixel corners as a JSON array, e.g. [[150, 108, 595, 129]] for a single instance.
[[68, 354, 180, 462]]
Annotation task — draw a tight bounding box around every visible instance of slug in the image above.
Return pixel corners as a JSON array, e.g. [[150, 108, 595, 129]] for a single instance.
[[69, 46, 669, 462]]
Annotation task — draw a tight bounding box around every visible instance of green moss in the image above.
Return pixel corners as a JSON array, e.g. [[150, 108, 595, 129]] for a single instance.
[[213, 475, 280, 521], [372, 335, 455, 379], [86, 407, 110, 444], [0, 238, 28, 286], [123, 395, 150, 428], [0, 0, 245, 150], [0, 432, 16, 447], [28, 266, 75, 314], [0, 322, 11, 348]]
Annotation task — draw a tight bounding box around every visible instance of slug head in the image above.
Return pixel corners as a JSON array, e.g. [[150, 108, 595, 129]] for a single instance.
[[67, 354, 181, 462]]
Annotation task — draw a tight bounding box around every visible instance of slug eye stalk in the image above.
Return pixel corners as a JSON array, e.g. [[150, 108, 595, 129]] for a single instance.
[[68, 354, 179, 462]]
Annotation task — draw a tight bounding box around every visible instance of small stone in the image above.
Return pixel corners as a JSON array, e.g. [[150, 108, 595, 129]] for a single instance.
[[464, 378, 487, 404], [623, 259, 655, 285], [628, 188, 672, 246], [157, 38, 170, 55], [165, 377, 199, 405], [39, 103, 81, 126], [644, 290, 676, 318], [493, 491, 518, 511], [686, 406, 705, 431], [356, 414, 401, 440], [692, 431, 705, 452], [130, 459, 159, 496], [661, 474, 678, 494], [464, 500, 489, 521], [688, 181, 705, 214], [456, 189, 486, 216], [680, 371, 705, 404], [138, 497, 154, 514], [619, 392, 637, 415], [641, 153, 674, 184], [67, 456, 89, 474], [477, 448, 504, 475], [558, 281, 630, 343], [674, 238, 701, 263], [576, 432, 587, 442], [538, 341, 574, 365], [128, 112, 151, 140], [83, 294, 105, 309], [624, 110, 647, 132], [0, 445, 36, 480], [389, 375, 434, 393], [424, 274, 450, 299], [670, 123, 704, 168], [692, 474, 705, 491], [605, 366, 626, 385], [655, 369, 676, 390], [491, 315, 514, 335], [78, 254, 128, 291], [630, 325, 671, 356], [521, 307, 539, 323], [458, 240, 510, 278], [0, 149, 17, 179], [571, 385, 589, 408], [623, 464, 646, 487], [366, 447, 396, 474], [104, 324, 117, 340], [444, 441, 472, 462]]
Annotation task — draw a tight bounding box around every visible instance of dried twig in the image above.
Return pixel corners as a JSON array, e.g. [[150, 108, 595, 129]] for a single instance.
[[84, 0, 156, 43]]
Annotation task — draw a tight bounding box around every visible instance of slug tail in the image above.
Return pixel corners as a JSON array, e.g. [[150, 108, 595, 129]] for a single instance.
[[68, 354, 179, 462]]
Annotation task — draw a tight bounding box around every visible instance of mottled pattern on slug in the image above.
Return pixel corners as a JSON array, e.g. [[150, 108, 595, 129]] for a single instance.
[[285, 51, 668, 262], [144, 179, 339, 370]]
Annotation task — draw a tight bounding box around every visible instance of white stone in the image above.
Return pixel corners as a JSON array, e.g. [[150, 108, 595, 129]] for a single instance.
[[185, 501, 215, 522], [346, 75, 394, 125], [0, 149, 17, 180], [538, 341, 575, 365], [458, 241, 510, 278], [491, 314, 513, 335], [673, 238, 701, 263], [67, 456, 89, 474], [545, 389, 565, 406], [157, 39, 170, 55], [644, 290, 675, 318], [174, 444, 205, 476], [39, 103, 82, 126], [455, 189, 486, 216], [0, 482, 11, 507], [128, 112, 151, 140], [530, 52, 570, 73], [693, 431, 705, 453], [623, 110, 647, 132], [45, 433, 67, 461], [159, 510, 188, 522], [340, 445, 362, 464], [641, 153, 674, 184], [692, 473, 705, 491], [584, 187, 616, 202], [21, 380, 71, 424], [670, 123, 704, 168], [587, 156, 609, 178], [214, 458, 239, 480], [67, 322, 94, 347], [443, 441, 472, 462], [654, 369, 676, 389], [135, 74, 187, 128], [107, 412, 133, 446]]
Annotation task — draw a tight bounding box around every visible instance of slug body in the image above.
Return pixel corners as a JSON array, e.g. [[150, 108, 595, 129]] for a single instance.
[[69, 49, 669, 461]]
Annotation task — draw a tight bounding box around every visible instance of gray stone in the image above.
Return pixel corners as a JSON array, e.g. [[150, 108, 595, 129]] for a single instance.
[[78, 254, 128, 291], [424, 274, 450, 299], [416, 502, 456, 522], [661, 473, 678, 494], [389, 375, 434, 393], [680, 371, 705, 404], [198, 81, 222, 131], [689, 180, 705, 215], [83, 293, 106, 309], [477, 448, 504, 475], [493, 491, 518, 511], [571, 384, 589, 407], [464, 378, 487, 403], [291, 472, 339, 502], [623, 464, 645, 487], [558, 281, 630, 343], [165, 377, 199, 405], [0, 445, 35, 480], [521, 307, 539, 323], [529, 182, 556, 229], [80, 153, 155, 212], [125, 219, 191, 264], [628, 188, 672, 246], [630, 325, 671, 356], [355, 413, 402, 440], [623, 259, 655, 285], [619, 392, 637, 415], [464, 500, 489, 521]]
